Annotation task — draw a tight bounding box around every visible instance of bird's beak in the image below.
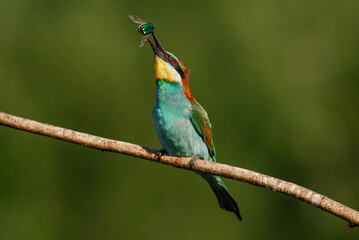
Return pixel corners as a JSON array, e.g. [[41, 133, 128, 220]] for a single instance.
[[148, 33, 168, 61]]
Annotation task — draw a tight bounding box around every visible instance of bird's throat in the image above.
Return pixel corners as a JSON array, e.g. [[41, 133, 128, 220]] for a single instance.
[[154, 56, 182, 83]]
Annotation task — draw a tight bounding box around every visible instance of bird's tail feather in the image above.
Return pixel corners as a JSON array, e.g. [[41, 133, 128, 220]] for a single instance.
[[203, 174, 242, 221]]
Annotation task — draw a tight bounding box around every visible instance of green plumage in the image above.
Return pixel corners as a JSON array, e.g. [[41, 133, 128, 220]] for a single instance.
[[190, 101, 216, 162]]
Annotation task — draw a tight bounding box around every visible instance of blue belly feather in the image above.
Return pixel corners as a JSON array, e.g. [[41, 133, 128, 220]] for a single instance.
[[152, 80, 210, 161]]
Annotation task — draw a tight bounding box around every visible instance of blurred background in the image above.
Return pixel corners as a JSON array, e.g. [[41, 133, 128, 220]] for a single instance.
[[0, 0, 358, 239]]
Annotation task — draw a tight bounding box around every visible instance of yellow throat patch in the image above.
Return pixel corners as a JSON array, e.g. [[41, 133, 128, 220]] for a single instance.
[[154, 56, 182, 83]]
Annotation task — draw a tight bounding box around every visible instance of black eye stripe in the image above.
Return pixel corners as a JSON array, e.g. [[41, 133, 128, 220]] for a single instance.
[[169, 56, 185, 79], [177, 67, 185, 79]]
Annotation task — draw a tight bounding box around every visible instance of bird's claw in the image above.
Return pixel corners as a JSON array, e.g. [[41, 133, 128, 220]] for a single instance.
[[188, 155, 200, 169], [156, 149, 168, 161]]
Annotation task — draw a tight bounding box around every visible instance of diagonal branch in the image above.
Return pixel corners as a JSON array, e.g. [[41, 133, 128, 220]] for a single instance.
[[0, 111, 358, 230]]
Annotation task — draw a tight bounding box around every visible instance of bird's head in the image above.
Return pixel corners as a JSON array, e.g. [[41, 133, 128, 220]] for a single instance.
[[147, 33, 194, 101], [147, 33, 190, 84]]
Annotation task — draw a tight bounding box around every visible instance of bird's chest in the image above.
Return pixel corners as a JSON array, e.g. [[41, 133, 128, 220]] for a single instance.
[[152, 104, 192, 143], [151, 81, 207, 158]]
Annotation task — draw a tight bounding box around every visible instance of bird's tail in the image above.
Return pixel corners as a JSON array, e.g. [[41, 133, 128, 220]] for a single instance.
[[202, 174, 242, 221]]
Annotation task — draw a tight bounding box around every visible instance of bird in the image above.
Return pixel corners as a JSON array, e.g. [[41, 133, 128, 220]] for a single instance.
[[131, 17, 241, 220]]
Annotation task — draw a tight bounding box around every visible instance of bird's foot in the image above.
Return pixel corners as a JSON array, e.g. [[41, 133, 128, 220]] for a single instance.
[[156, 149, 168, 161], [188, 155, 201, 169], [347, 222, 356, 232]]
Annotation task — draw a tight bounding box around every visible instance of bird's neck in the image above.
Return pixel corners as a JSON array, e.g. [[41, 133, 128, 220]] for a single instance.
[[154, 80, 191, 117]]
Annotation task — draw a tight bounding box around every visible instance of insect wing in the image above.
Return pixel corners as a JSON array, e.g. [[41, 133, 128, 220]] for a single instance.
[[128, 15, 147, 25], [139, 35, 149, 48]]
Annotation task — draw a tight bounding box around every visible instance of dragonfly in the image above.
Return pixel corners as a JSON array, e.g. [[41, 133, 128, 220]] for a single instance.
[[129, 15, 155, 48]]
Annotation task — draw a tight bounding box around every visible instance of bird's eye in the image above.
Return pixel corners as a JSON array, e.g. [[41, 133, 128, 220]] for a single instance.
[[172, 60, 178, 65]]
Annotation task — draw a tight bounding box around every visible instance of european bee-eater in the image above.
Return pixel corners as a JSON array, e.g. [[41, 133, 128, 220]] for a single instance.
[[131, 16, 241, 220]]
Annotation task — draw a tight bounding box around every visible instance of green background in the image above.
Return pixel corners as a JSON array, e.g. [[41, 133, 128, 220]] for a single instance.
[[1, 0, 358, 239]]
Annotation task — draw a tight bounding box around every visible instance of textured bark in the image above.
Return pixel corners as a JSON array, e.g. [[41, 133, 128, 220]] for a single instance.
[[0, 111, 358, 229]]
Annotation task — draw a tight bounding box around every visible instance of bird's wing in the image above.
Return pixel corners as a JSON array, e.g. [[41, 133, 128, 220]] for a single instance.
[[190, 101, 217, 162]]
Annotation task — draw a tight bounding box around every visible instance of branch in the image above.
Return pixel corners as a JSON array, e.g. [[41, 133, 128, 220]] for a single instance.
[[0, 111, 358, 230]]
